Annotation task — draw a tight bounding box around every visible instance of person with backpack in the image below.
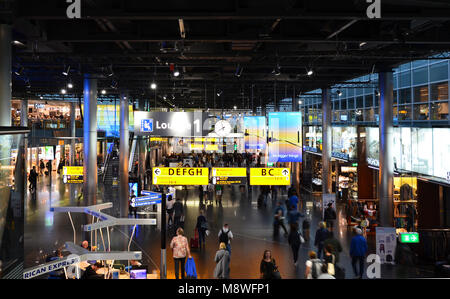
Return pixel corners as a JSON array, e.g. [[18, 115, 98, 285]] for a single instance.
[[260, 250, 281, 279], [166, 195, 175, 227], [218, 224, 233, 256], [288, 223, 303, 266], [323, 202, 337, 231], [305, 251, 323, 279], [214, 242, 230, 279], [314, 221, 329, 259], [350, 227, 368, 279], [273, 201, 288, 237], [196, 209, 208, 249]]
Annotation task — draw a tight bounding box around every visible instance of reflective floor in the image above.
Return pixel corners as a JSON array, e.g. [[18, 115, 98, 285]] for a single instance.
[[25, 174, 437, 279]]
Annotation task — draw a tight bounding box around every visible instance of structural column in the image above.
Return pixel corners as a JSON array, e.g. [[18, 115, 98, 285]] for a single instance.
[[378, 71, 394, 226], [119, 92, 129, 217], [321, 88, 332, 194], [0, 24, 11, 126], [83, 76, 98, 207], [70, 102, 76, 166]]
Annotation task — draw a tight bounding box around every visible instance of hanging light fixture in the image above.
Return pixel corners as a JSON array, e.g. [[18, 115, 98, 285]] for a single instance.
[[61, 88, 67, 94], [15, 66, 24, 76], [67, 82, 73, 89], [150, 82, 157, 90], [307, 68, 314, 76], [62, 65, 70, 76], [101, 89, 106, 95], [272, 63, 281, 76], [337, 90, 342, 96]]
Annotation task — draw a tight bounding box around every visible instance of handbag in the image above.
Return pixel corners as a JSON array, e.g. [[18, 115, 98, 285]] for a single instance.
[[185, 257, 197, 279]]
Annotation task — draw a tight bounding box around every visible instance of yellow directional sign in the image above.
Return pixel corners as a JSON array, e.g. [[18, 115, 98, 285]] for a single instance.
[[212, 168, 246, 177], [152, 167, 209, 185], [62, 166, 84, 184], [250, 168, 290, 185]]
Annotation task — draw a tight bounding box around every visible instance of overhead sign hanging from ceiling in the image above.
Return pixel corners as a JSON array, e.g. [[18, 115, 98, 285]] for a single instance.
[[152, 167, 209, 185], [212, 168, 247, 185], [250, 168, 290, 185], [134, 111, 211, 137]]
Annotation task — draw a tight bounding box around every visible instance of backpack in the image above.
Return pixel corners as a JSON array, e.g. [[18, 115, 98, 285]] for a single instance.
[[311, 259, 322, 279], [219, 229, 229, 244]]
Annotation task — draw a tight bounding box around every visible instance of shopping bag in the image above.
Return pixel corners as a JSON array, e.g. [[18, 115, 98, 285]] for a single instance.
[[185, 257, 197, 279]]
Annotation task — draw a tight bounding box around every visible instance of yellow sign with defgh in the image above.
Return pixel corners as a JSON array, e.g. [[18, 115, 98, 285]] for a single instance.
[[250, 168, 290, 185], [152, 167, 209, 185]]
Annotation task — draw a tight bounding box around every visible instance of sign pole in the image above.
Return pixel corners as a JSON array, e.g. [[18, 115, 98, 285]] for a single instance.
[[160, 191, 167, 279]]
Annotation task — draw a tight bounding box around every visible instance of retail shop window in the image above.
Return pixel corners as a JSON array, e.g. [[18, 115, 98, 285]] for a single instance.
[[413, 85, 429, 103], [393, 176, 418, 234], [429, 61, 448, 82], [398, 88, 412, 104], [430, 102, 449, 121], [430, 82, 448, 101], [413, 104, 429, 120], [398, 105, 412, 121]]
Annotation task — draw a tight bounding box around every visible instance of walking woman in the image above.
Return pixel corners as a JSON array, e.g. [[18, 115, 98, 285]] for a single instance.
[[196, 209, 208, 249], [170, 227, 191, 279], [214, 242, 230, 279], [260, 250, 281, 279]]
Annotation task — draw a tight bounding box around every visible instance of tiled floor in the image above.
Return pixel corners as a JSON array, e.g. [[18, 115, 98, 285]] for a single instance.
[[24, 174, 438, 279]]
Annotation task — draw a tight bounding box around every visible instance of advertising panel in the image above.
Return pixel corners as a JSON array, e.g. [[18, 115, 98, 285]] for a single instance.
[[304, 126, 322, 153], [96, 104, 134, 137], [376, 227, 397, 265], [366, 127, 379, 167], [267, 112, 302, 162], [433, 128, 450, 179], [134, 111, 210, 137], [331, 126, 357, 161], [45, 146, 54, 160], [244, 116, 266, 150]]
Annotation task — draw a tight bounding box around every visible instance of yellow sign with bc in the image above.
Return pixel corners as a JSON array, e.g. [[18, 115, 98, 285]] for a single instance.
[[250, 168, 290, 185], [152, 167, 209, 185]]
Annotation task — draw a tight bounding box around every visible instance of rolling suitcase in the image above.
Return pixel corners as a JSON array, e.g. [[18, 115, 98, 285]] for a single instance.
[[190, 228, 199, 249]]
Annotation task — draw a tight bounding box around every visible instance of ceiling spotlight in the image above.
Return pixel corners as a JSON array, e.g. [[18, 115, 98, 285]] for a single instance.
[[110, 80, 118, 89], [61, 88, 67, 94], [375, 90, 380, 96], [13, 40, 25, 46], [150, 82, 157, 90], [359, 42, 367, 48], [272, 64, 281, 76], [25, 79, 31, 88], [307, 69, 313, 76], [62, 65, 70, 76], [40, 96, 43, 100], [235, 64, 243, 77], [101, 89, 106, 95], [337, 90, 342, 96], [216, 90, 223, 97], [67, 83, 73, 89], [172, 94, 175, 100], [233, 106, 237, 110], [173, 68, 180, 77], [163, 95, 167, 100], [15, 66, 24, 76], [298, 100, 302, 105], [106, 65, 114, 77]]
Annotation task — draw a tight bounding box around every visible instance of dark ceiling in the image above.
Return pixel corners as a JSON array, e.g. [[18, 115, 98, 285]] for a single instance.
[[5, 0, 450, 109]]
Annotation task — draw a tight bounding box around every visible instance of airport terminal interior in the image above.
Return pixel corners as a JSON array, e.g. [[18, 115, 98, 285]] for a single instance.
[[0, 0, 450, 280]]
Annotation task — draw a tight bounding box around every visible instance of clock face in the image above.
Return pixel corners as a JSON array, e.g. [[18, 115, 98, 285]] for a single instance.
[[215, 120, 232, 137]]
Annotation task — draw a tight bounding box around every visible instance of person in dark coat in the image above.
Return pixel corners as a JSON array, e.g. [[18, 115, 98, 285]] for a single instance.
[[314, 221, 329, 259], [288, 223, 302, 266], [323, 202, 337, 231]]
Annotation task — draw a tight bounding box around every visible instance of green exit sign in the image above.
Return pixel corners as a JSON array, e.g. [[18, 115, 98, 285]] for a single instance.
[[267, 162, 274, 167], [399, 232, 419, 243]]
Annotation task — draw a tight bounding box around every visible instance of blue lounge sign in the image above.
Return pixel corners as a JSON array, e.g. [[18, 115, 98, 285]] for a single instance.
[[140, 119, 153, 132]]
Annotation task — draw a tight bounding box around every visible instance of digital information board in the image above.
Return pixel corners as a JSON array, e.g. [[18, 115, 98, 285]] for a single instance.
[[152, 167, 209, 185], [62, 166, 83, 184], [212, 168, 247, 185], [249, 168, 290, 185]]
